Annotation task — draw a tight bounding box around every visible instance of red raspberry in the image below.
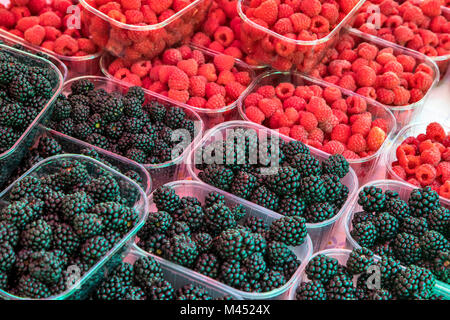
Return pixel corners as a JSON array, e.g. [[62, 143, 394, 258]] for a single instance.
[[205, 82, 225, 98], [415, 164, 437, 186], [392, 86, 411, 106], [426, 122, 446, 142], [198, 63, 217, 82], [300, 0, 322, 17], [275, 82, 295, 99], [300, 111, 318, 132], [289, 12, 311, 32], [257, 85, 276, 98], [290, 125, 308, 141], [285, 106, 300, 122], [234, 72, 251, 86], [213, 54, 235, 72], [331, 99, 347, 112], [177, 59, 198, 77], [322, 87, 342, 103], [367, 126, 386, 151], [323, 140, 345, 154], [347, 133, 367, 153], [168, 89, 189, 103], [437, 162, 450, 182], [346, 96, 367, 114], [16, 16, 39, 32], [355, 65, 376, 87], [376, 88, 395, 105], [245, 92, 264, 108], [370, 118, 388, 133], [357, 42, 378, 60], [308, 127, 325, 143], [189, 76, 206, 97], [168, 68, 189, 90], [309, 98, 332, 123], [0, 9, 16, 28], [407, 177, 421, 187], [351, 117, 371, 137], [330, 123, 350, 144], [409, 88, 424, 103], [278, 4, 294, 19], [321, 2, 339, 24], [420, 147, 441, 166], [187, 97, 207, 109], [439, 181, 450, 199], [392, 164, 407, 179], [393, 25, 414, 44], [332, 109, 348, 124], [409, 71, 433, 91], [310, 15, 330, 33], [130, 60, 152, 78], [53, 34, 78, 55], [28, 0, 46, 15], [252, 0, 278, 26], [379, 71, 400, 90], [206, 94, 226, 109], [148, 0, 171, 14], [338, 75, 356, 91], [328, 60, 351, 77], [396, 54, 416, 72], [178, 45, 192, 59], [342, 149, 359, 159], [225, 81, 246, 100], [283, 96, 306, 111], [273, 18, 293, 34], [163, 48, 182, 65], [246, 106, 265, 124], [24, 24, 45, 46], [294, 86, 314, 101], [39, 11, 61, 28], [191, 32, 211, 47], [420, 0, 441, 17], [217, 70, 236, 86], [258, 98, 279, 117]]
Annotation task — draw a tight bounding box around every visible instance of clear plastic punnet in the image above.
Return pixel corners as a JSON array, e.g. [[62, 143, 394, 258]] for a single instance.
[[237, 0, 367, 72], [385, 122, 450, 207], [186, 120, 358, 250], [125, 247, 243, 299], [238, 71, 396, 185], [47, 75, 204, 190], [343, 179, 450, 299], [287, 248, 449, 300], [80, 0, 212, 63], [135, 179, 313, 300], [0, 154, 149, 300], [0, 44, 63, 188], [99, 46, 257, 130]]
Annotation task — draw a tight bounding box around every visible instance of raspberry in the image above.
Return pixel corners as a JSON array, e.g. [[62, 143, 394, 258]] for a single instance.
[[283, 96, 306, 111], [300, 111, 318, 132], [439, 181, 450, 198], [415, 164, 437, 186], [217, 70, 235, 85], [308, 127, 324, 142], [205, 82, 225, 98], [392, 165, 407, 179], [130, 60, 152, 78], [253, 0, 278, 26], [177, 59, 198, 77], [225, 81, 246, 100], [168, 89, 189, 103], [420, 147, 441, 166], [163, 48, 182, 65], [367, 126, 386, 151], [347, 133, 367, 153], [258, 98, 279, 117], [357, 42, 378, 60], [24, 24, 45, 46], [189, 76, 206, 97], [214, 26, 234, 47], [351, 117, 371, 137], [198, 63, 218, 82], [396, 54, 416, 72], [149, 0, 171, 14], [289, 13, 311, 32], [125, 9, 144, 24], [409, 71, 433, 91], [206, 94, 226, 110], [213, 54, 235, 72], [290, 125, 308, 141], [379, 72, 400, 89], [275, 83, 295, 99], [437, 162, 450, 181], [410, 88, 424, 103], [53, 34, 79, 56], [376, 88, 395, 105], [321, 2, 339, 24], [257, 85, 276, 98], [0, 9, 16, 28], [371, 118, 388, 133], [246, 106, 265, 124], [322, 87, 342, 103], [323, 140, 345, 154], [394, 25, 414, 44], [331, 124, 351, 144], [285, 107, 300, 124], [168, 68, 189, 90], [300, 0, 322, 17], [234, 72, 251, 86], [310, 100, 332, 123], [187, 97, 206, 108], [346, 96, 367, 114], [426, 122, 446, 142], [355, 65, 376, 87], [244, 92, 264, 108], [273, 17, 294, 34]]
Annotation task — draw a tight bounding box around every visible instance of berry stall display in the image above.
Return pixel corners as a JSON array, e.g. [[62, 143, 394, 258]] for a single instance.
[[292, 248, 443, 300], [0, 154, 147, 299], [387, 122, 450, 200], [346, 182, 450, 286], [136, 182, 312, 298]]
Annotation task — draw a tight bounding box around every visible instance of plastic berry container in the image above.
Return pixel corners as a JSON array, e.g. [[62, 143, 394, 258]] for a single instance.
[[343, 179, 450, 299], [80, 0, 212, 63], [123, 247, 243, 299], [237, 0, 367, 73], [0, 154, 149, 300], [134, 179, 313, 300], [0, 44, 63, 188], [186, 120, 358, 251], [384, 122, 450, 207], [287, 248, 449, 299], [99, 46, 257, 130], [238, 70, 397, 185], [34, 125, 152, 196], [47, 75, 204, 190]]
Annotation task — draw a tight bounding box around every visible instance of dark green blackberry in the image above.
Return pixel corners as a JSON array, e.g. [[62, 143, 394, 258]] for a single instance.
[[123, 97, 144, 118], [266, 241, 293, 267], [147, 102, 166, 123], [57, 118, 74, 136], [145, 279, 174, 300], [124, 286, 146, 300], [427, 206, 449, 236], [243, 252, 266, 280], [358, 186, 386, 213], [265, 166, 300, 195], [125, 148, 146, 163], [229, 171, 257, 200], [372, 242, 394, 257], [282, 140, 310, 161], [164, 235, 198, 267], [326, 273, 355, 300], [385, 198, 410, 221], [94, 202, 138, 234], [138, 233, 168, 256], [278, 194, 305, 217], [176, 284, 213, 300], [199, 164, 234, 191], [0, 271, 7, 290], [296, 280, 327, 300], [0, 241, 15, 272], [180, 205, 204, 231], [102, 95, 124, 123], [299, 176, 325, 204], [73, 213, 104, 240], [9, 74, 35, 102], [0, 102, 25, 128], [80, 236, 110, 265], [394, 265, 435, 299], [0, 126, 18, 152], [10, 176, 42, 200], [94, 275, 126, 300], [392, 232, 422, 264], [373, 212, 399, 241], [351, 222, 377, 247], [215, 228, 256, 261], [37, 136, 62, 158], [153, 186, 181, 214], [304, 202, 335, 223], [60, 191, 93, 223], [346, 247, 374, 275], [140, 211, 173, 237], [70, 79, 94, 95], [167, 221, 191, 238], [180, 196, 201, 209], [123, 116, 144, 133], [400, 216, 428, 237], [204, 202, 237, 233], [16, 275, 50, 299], [0, 220, 19, 247], [420, 231, 449, 259], [204, 191, 225, 208], [322, 154, 349, 178], [28, 250, 64, 285], [288, 153, 322, 177], [219, 259, 247, 288], [194, 253, 219, 278], [321, 174, 343, 203], [305, 254, 338, 282], [432, 251, 449, 283], [86, 133, 110, 150], [20, 219, 52, 250], [269, 216, 307, 246], [58, 159, 89, 188], [87, 175, 120, 203], [260, 269, 286, 292], [376, 255, 401, 289], [250, 186, 279, 211], [368, 289, 393, 300], [231, 204, 247, 221], [352, 211, 376, 226], [333, 184, 349, 209], [89, 113, 104, 133], [408, 187, 440, 219], [133, 256, 163, 287], [192, 232, 213, 254], [243, 215, 268, 235], [51, 223, 80, 255], [28, 73, 52, 98], [165, 106, 185, 129]]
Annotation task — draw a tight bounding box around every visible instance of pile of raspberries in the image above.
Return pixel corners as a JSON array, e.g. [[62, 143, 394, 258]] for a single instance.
[[0, 0, 98, 56], [311, 32, 435, 106], [391, 122, 450, 199], [244, 81, 389, 159], [107, 45, 252, 108]]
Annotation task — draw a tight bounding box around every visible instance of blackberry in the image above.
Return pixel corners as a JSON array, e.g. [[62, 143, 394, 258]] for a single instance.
[[351, 222, 377, 247], [219, 260, 247, 288], [28, 73, 52, 98], [0, 126, 18, 152], [427, 206, 449, 236], [260, 270, 286, 292], [176, 284, 213, 300], [20, 219, 52, 250], [57, 118, 74, 136], [28, 250, 64, 285], [133, 256, 163, 287], [400, 216, 428, 237], [243, 252, 266, 280], [153, 186, 181, 214], [372, 242, 394, 257], [192, 232, 213, 254], [103, 121, 123, 140], [408, 187, 440, 219], [70, 78, 94, 95], [369, 289, 393, 300], [394, 265, 435, 299], [376, 255, 401, 288], [250, 186, 279, 211], [231, 204, 247, 221], [295, 280, 327, 300], [204, 191, 225, 208], [165, 106, 185, 129], [87, 175, 120, 203], [200, 164, 234, 191], [0, 102, 25, 128], [346, 247, 374, 275], [0, 220, 19, 247], [145, 279, 174, 300], [60, 191, 93, 222], [89, 113, 104, 133], [0, 271, 7, 290], [180, 196, 201, 208], [123, 117, 144, 133], [326, 273, 355, 300], [229, 171, 257, 200], [305, 254, 338, 282], [126, 148, 147, 163], [265, 166, 300, 195], [194, 253, 220, 278], [150, 140, 172, 163], [352, 211, 376, 226], [385, 198, 410, 222], [358, 186, 386, 213], [269, 216, 307, 246], [322, 154, 349, 178], [164, 235, 198, 267], [123, 97, 144, 118], [58, 159, 89, 188], [289, 153, 322, 176], [37, 136, 62, 158], [432, 251, 449, 283], [52, 223, 80, 255], [94, 202, 138, 234], [139, 211, 173, 237], [80, 236, 110, 265], [10, 176, 42, 200], [73, 122, 93, 140], [0, 241, 15, 272], [266, 241, 293, 267], [282, 140, 310, 161], [73, 213, 104, 240], [205, 202, 237, 233], [87, 133, 110, 150], [392, 233, 422, 264], [333, 184, 349, 209], [16, 275, 50, 299], [10, 74, 35, 102], [299, 176, 325, 204], [180, 205, 204, 231], [373, 212, 399, 241], [102, 95, 124, 122], [420, 231, 449, 259], [94, 275, 126, 300], [215, 228, 256, 261], [126, 86, 145, 104], [243, 216, 268, 235], [124, 286, 146, 300], [304, 202, 335, 223], [167, 221, 191, 238], [278, 194, 305, 217]]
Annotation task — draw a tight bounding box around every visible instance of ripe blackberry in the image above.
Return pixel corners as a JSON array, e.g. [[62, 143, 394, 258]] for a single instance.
[[9, 176, 42, 200], [219, 259, 247, 288], [392, 232, 422, 264], [80, 235, 110, 265], [52, 223, 80, 255], [305, 254, 338, 282], [326, 273, 355, 300], [333, 184, 349, 209], [0, 102, 25, 128], [204, 202, 237, 233], [146, 102, 166, 123], [278, 194, 305, 217], [165, 106, 185, 129], [304, 202, 335, 223], [321, 174, 344, 203], [123, 117, 144, 133], [94, 202, 138, 234], [28, 250, 63, 285], [372, 242, 394, 257], [0, 220, 19, 247], [269, 216, 307, 246], [358, 186, 386, 213], [394, 265, 435, 299], [260, 270, 286, 292], [133, 256, 163, 287], [89, 113, 104, 133], [102, 95, 124, 123], [57, 118, 74, 136], [250, 186, 280, 211], [126, 148, 147, 163], [60, 192, 93, 223], [126, 86, 145, 104], [167, 221, 191, 238], [427, 207, 449, 236], [266, 241, 293, 267], [295, 280, 327, 300], [385, 198, 410, 222], [229, 171, 257, 200], [164, 235, 198, 267], [58, 159, 89, 188], [408, 187, 440, 219], [181, 205, 204, 231], [16, 275, 50, 299], [400, 216, 428, 237], [215, 228, 256, 261], [0, 241, 15, 272], [20, 219, 52, 250], [289, 153, 322, 176], [299, 176, 325, 204], [376, 255, 401, 289], [432, 251, 449, 283], [73, 122, 93, 140], [37, 136, 62, 158], [86, 133, 110, 150], [351, 222, 377, 247], [73, 213, 104, 240], [123, 97, 144, 118], [140, 211, 173, 237], [231, 204, 247, 221], [176, 284, 213, 300], [204, 191, 225, 208], [0, 271, 7, 290], [322, 154, 349, 178], [243, 252, 266, 280], [9, 74, 35, 102], [282, 140, 310, 161], [346, 247, 374, 275], [373, 212, 399, 241], [145, 279, 175, 300], [420, 231, 449, 259], [265, 166, 300, 195], [192, 232, 213, 254], [87, 175, 120, 203], [29, 73, 52, 98], [94, 275, 126, 300], [0, 126, 18, 152], [180, 196, 201, 209], [138, 233, 168, 256], [199, 164, 234, 191], [352, 211, 376, 226], [124, 286, 146, 300], [153, 186, 181, 214], [70, 79, 94, 95], [243, 215, 268, 235], [193, 253, 219, 278]]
